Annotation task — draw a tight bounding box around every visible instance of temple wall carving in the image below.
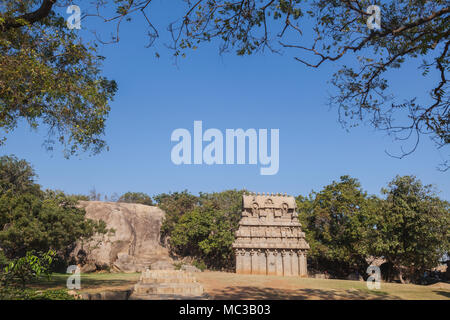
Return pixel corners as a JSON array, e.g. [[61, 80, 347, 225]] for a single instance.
[[232, 193, 310, 277]]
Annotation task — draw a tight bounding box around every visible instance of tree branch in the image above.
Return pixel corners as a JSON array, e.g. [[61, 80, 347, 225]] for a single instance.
[[1, 0, 57, 32]]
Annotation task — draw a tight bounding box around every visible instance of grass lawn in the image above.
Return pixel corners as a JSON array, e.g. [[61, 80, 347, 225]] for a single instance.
[[30, 272, 140, 295], [27, 271, 450, 300], [196, 272, 450, 300]]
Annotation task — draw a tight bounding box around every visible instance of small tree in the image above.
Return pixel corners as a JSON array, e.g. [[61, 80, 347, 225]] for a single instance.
[[1, 250, 55, 289], [169, 190, 244, 270], [297, 176, 378, 277], [374, 176, 450, 283], [88, 187, 102, 201], [157, 189, 244, 269], [155, 191, 199, 243], [118, 192, 153, 206], [0, 155, 41, 196]]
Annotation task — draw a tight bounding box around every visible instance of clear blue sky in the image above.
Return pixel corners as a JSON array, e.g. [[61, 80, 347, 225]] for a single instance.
[[2, 2, 449, 200]]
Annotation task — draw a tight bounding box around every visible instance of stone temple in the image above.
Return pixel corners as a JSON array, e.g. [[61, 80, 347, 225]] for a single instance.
[[232, 193, 310, 277]]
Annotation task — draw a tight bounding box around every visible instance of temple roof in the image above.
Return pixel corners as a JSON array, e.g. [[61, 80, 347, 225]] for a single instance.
[[243, 193, 296, 209]]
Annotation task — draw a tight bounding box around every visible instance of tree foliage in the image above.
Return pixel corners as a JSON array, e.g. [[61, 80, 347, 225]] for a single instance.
[[1, 1, 448, 165], [0, 155, 108, 259], [373, 175, 450, 283], [155, 190, 200, 242], [0, 287, 76, 300], [0, 250, 54, 288], [0, 0, 117, 156], [0, 155, 40, 195], [297, 174, 449, 281], [168, 0, 449, 169], [118, 192, 153, 206], [297, 176, 378, 277], [158, 189, 244, 270]]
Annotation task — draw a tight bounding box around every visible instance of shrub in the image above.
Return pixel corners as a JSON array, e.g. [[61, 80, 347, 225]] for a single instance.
[[192, 260, 207, 272], [166, 190, 244, 270], [118, 192, 153, 206], [0, 250, 55, 288], [0, 287, 76, 300]]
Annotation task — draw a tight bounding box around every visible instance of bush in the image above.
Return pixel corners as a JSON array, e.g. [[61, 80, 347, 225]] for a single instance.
[[0, 250, 55, 288], [192, 260, 207, 272], [165, 189, 244, 270], [0, 251, 9, 269], [118, 192, 153, 206], [0, 156, 108, 261], [0, 287, 76, 300]]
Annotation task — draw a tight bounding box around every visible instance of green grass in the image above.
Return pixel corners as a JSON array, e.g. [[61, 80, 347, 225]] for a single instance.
[[28, 272, 140, 294]]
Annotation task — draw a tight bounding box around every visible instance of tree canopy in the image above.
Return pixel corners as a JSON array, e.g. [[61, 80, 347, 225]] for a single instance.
[[0, 1, 117, 156], [169, 0, 449, 169], [0, 155, 107, 259], [297, 175, 378, 277], [373, 175, 450, 282], [118, 191, 153, 206], [1, 1, 448, 166], [158, 189, 244, 269], [297, 174, 449, 282], [155, 190, 200, 242]]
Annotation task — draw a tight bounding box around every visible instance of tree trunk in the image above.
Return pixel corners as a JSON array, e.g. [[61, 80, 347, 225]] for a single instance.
[[399, 269, 406, 284]]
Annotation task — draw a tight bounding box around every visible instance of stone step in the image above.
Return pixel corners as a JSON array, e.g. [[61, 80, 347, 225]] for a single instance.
[[129, 293, 208, 300], [140, 277, 197, 284], [140, 270, 194, 278], [133, 283, 204, 296], [132, 269, 204, 298]]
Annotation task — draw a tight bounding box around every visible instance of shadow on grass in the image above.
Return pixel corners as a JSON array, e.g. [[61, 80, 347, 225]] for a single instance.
[[28, 274, 138, 291], [207, 286, 399, 300]]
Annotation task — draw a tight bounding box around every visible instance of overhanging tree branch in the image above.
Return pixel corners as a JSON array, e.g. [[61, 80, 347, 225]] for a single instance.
[[1, 0, 57, 32]]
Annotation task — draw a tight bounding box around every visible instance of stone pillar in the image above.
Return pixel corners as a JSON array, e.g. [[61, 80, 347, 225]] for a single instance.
[[282, 250, 292, 276], [251, 250, 258, 275], [275, 250, 283, 276], [291, 250, 299, 276], [243, 250, 251, 274], [299, 250, 307, 277], [258, 250, 267, 275], [266, 250, 276, 275], [235, 250, 243, 274]]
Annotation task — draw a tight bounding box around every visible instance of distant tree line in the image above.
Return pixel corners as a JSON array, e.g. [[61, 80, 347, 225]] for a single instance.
[[83, 188, 153, 206], [0, 155, 448, 284], [297, 175, 449, 283], [0, 155, 108, 271], [148, 176, 449, 284]]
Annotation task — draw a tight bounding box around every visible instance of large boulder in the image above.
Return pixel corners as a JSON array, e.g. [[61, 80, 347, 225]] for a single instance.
[[70, 201, 172, 273]]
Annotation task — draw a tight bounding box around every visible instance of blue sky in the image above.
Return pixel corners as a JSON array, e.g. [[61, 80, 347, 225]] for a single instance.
[[2, 2, 449, 200]]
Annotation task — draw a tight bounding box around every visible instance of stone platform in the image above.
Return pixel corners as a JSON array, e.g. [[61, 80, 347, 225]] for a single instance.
[[129, 269, 206, 300]]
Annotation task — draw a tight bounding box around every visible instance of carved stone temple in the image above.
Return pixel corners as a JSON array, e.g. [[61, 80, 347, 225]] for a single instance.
[[232, 193, 310, 277]]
